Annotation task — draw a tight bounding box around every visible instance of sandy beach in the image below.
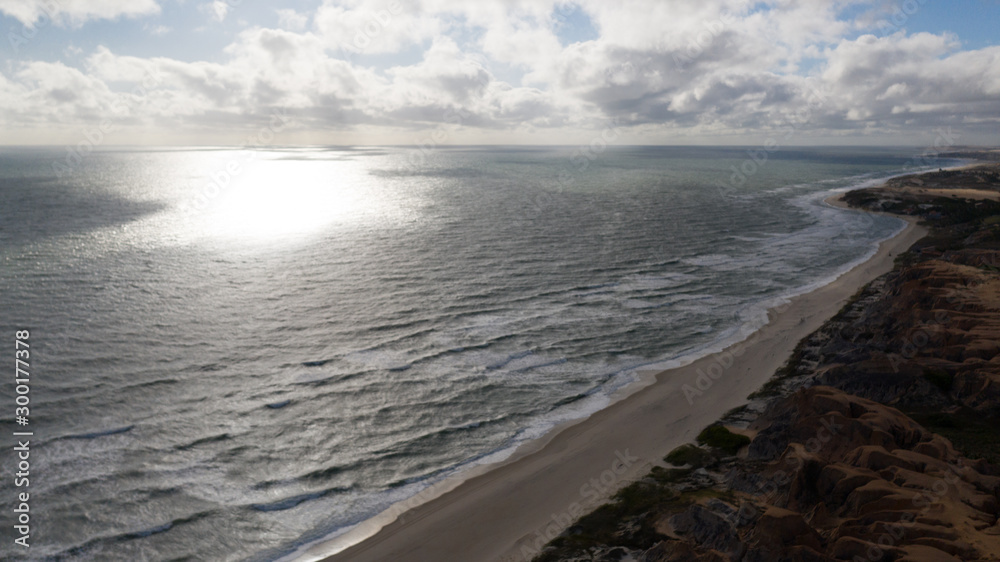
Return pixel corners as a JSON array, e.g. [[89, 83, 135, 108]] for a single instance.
[[303, 196, 927, 562]]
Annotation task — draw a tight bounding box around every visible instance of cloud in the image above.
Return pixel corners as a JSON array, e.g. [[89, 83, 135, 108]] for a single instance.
[[315, 0, 440, 55], [0, 0, 160, 26], [11, 61, 118, 125], [817, 32, 1000, 131], [276, 8, 308, 31], [201, 0, 229, 22], [79, 30, 381, 129], [1, 0, 998, 144]]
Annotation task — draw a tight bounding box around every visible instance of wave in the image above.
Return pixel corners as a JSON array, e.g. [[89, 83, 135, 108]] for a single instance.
[[51, 510, 216, 560], [511, 357, 568, 373], [250, 486, 353, 512], [301, 359, 331, 367], [60, 425, 135, 440], [176, 432, 232, 450], [485, 349, 534, 370]]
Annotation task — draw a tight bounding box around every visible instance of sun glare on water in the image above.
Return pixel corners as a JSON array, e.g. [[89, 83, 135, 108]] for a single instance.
[[195, 156, 382, 242]]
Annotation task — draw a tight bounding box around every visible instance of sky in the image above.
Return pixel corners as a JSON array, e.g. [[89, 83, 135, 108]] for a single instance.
[[0, 0, 998, 146]]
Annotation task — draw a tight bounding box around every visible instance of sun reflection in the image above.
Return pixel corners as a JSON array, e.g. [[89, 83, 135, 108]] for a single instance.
[[198, 158, 375, 241]]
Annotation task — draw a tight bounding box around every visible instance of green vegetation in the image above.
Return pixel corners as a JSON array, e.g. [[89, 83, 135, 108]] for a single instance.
[[748, 349, 804, 399], [935, 198, 1000, 226], [722, 404, 749, 420], [909, 410, 1000, 465], [749, 348, 808, 398], [772, 347, 805, 381], [841, 191, 881, 208], [649, 466, 692, 485], [696, 425, 750, 455], [532, 475, 739, 562], [532, 480, 675, 562], [664, 444, 715, 468], [747, 379, 784, 400]]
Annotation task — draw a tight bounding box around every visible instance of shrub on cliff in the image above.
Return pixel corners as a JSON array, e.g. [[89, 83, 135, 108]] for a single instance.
[[697, 425, 750, 455], [664, 444, 715, 468]]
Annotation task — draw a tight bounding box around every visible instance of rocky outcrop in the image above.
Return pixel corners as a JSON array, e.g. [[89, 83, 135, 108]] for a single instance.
[[638, 386, 1000, 562], [795, 255, 1000, 417]]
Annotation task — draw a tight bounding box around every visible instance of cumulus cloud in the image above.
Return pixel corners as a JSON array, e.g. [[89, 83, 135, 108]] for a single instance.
[[10, 60, 119, 126], [0, 0, 160, 26], [817, 33, 1000, 131], [1, 0, 998, 143], [378, 36, 577, 128]]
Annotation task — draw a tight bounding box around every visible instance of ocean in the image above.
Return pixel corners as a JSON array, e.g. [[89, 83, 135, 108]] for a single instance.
[[0, 145, 956, 560]]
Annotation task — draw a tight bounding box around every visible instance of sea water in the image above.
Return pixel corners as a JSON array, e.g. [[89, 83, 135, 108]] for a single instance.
[[0, 145, 956, 560]]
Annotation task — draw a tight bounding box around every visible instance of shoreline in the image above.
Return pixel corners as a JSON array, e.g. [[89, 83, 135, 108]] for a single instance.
[[293, 199, 927, 562]]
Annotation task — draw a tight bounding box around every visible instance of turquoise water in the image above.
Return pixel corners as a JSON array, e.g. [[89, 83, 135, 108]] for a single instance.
[[0, 146, 954, 560]]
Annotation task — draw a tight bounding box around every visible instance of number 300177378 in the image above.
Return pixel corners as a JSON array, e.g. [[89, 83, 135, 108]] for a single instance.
[[15, 330, 31, 422]]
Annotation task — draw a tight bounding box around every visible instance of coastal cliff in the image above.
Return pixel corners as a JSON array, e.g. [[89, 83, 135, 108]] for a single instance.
[[533, 163, 1000, 562]]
